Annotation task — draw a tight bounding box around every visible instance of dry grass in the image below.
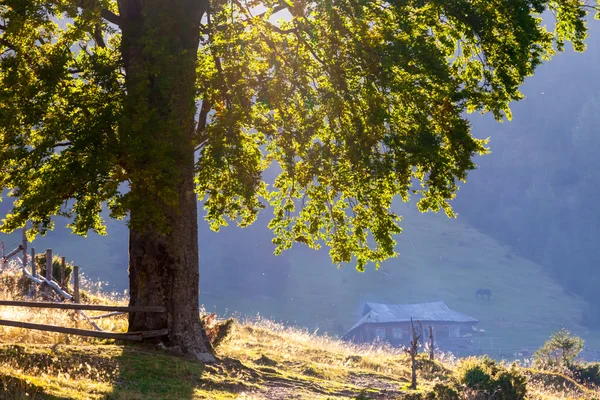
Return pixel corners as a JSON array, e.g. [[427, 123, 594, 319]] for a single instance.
[[0, 263, 128, 345], [0, 265, 597, 399]]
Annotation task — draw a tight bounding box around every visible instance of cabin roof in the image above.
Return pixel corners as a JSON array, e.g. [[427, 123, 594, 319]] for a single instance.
[[344, 301, 478, 339]]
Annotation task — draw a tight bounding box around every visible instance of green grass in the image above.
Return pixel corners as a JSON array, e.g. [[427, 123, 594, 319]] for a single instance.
[[0, 319, 598, 399], [207, 201, 599, 355], [0, 344, 249, 400]]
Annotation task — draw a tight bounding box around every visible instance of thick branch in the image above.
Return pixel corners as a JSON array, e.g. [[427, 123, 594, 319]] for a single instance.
[[196, 100, 211, 135], [194, 99, 211, 151], [268, 24, 296, 34], [76, 1, 123, 26], [100, 8, 123, 26], [94, 25, 107, 47]]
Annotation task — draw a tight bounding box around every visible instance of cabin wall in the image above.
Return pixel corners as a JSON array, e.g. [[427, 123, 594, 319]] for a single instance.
[[356, 322, 474, 348]]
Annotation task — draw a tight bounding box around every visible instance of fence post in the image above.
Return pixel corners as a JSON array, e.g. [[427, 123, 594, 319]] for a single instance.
[[1, 240, 4, 273], [429, 326, 434, 361], [31, 248, 36, 276], [21, 227, 27, 273], [409, 318, 422, 390], [73, 266, 80, 303], [60, 257, 66, 287], [45, 249, 52, 295]]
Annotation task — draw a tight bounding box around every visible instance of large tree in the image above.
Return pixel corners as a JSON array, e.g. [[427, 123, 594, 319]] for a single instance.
[[0, 0, 596, 360]]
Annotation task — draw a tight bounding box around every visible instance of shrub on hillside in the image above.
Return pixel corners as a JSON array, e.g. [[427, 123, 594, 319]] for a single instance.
[[455, 356, 527, 400], [424, 383, 461, 400], [533, 328, 584, 369], [570, 362, 600, 386]]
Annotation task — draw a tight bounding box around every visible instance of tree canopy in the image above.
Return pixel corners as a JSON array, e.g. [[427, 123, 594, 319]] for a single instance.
[[0, 0, 597, 273]]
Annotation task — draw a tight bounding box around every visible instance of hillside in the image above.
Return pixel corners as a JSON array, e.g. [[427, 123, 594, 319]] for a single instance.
[[205, 201, 597, 355], [0, 267, 597, 399], [1, 199, 597, 356], [0, 319, 598, 399]]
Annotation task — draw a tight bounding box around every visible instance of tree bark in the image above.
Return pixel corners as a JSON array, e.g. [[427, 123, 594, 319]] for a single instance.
[[117, 0, 214, 361]]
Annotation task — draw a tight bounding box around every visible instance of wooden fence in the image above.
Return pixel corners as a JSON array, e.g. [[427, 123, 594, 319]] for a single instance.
[[0, 227, 166, 342]]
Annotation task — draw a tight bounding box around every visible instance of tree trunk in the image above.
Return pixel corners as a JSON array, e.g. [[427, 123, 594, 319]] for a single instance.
[[117, 0, 214, 361], [128, 165, 215, 361]]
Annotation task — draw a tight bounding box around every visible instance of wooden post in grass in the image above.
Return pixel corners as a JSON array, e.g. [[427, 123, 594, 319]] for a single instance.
[[45, 249, 52, 295], [31, 248, 36, 276], [21, 227, 27, 272], [409, 318, 422, 390], [1, 240, 5, 273], [73, 266, 80, 303], [429, 326, 434, 361], [60, 257, 66, 287]]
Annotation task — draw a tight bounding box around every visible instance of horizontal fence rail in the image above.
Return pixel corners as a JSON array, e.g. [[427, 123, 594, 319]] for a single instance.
[[4, 245, 23, 260], [0, 300, 165, 313], [0, 319, 167, 341]]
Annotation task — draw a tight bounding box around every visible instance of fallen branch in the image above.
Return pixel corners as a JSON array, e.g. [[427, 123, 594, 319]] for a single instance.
[[18, 258, 101, 331], [18, 257, 71, 299], [77, 309, 103, 331], [89, 311, 126, 320]]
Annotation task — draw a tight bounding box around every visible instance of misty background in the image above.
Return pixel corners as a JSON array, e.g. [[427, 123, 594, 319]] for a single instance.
[[1, 19, 600, 352]]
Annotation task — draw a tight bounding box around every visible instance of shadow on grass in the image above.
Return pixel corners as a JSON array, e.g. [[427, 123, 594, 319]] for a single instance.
[[107, 343, 203, 400], [106, 343, 266, 399], [0, 342, 258, 400]]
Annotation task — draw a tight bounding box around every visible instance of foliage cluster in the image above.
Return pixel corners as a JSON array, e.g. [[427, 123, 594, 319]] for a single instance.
[[455, 356, 528, 400]]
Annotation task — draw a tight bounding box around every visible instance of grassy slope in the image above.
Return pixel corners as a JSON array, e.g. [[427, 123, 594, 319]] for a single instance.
[[0, 268, 596, 399], [207, 202, 597, 354], [0, 320, 597, 400], [1, 198, 597, 355]]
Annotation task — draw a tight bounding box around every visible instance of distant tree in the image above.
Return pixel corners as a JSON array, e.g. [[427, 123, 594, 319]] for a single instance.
[[533, 328, 584, 369], [0, 1, 597, 360]]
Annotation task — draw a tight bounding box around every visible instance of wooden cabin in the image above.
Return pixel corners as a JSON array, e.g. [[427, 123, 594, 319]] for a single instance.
[[342, 301, 479, 352]]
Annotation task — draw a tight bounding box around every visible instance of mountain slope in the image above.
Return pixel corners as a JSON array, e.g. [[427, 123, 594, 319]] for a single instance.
[[1, 200, 595, 353], [201, 201, 595, 354]]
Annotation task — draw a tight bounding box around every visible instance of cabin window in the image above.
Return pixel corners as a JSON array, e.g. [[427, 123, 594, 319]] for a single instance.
[[392, 328, 403, 339], [449, 325, 460, 338], [374, 327, 386, 340]]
